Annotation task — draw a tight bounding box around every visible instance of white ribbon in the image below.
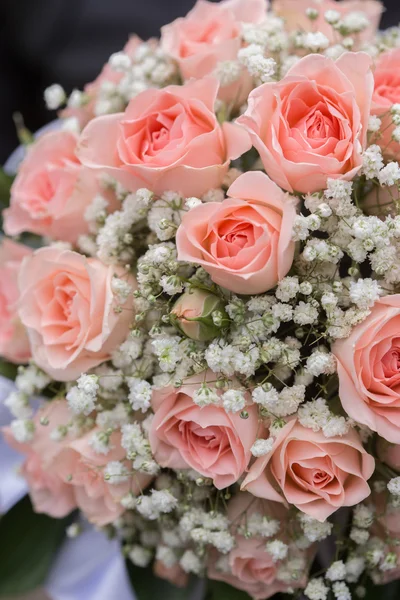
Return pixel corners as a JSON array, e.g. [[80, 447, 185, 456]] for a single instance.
[[0, 374, 136, 600]]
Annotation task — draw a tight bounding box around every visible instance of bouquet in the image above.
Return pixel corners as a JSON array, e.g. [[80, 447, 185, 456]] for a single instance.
[[3, 0, 400, 598]]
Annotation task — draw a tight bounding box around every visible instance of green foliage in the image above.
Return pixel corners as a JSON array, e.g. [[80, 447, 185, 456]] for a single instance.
[[0, 495, 69, 596]]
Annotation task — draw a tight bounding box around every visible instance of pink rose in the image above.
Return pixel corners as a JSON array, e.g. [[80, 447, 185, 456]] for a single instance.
[[333, 295, 400, 444], [56, 428, 152, 526], [153, 561, 189, 588], [3, 130, 117, 243], [0, 239, 32, 363], [61, 35, 142, 127], [170, 289, 228, 341], [77, 77, 249, 198], [372, 48, 400, 158], [236, 52, 373, 193], [18, 247, 135, 381], [273, 0, 383, 45], [242, 419, 375, 521], [208, 492, 311, 599], [161, 0, 267, 108], [3, 400, 77, 518], [363, 184, 398, 216], [377, 438, 400, 471], [176, 171, 297, 294], [149, 372, 259, 489]]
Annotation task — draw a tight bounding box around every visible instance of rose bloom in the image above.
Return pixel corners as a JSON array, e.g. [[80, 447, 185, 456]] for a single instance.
[[77, 77, 249, 198], [149, 372, 259, 489], [208, 492, 311, 599], [242, 419, 374, 521], [176, 171, 297, 294], [236, 52, 373, 193], [0, 239, 32, 363], [3, 400, 77, 518], [171, 289, 227, 341], [153, 561, 188, 588], [56, 428, 152, 526], [273, 0, 383, 45], [372, 48, 400, 159], [18, 247, 135, 382], [161, 0, 267, 107], [333, 295, 400, 444], [3, 130, 117, 244], [61, 35, 141, 127], [377, 437, 400, 471]]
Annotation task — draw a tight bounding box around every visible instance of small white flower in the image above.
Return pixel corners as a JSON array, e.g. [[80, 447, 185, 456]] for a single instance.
[[368, 115, 381, 133], [151, 489, 178, 513], [379, 161, 400, 186], [326, 560, 347, 581], [350, 527, 369, 545], [44, 83, 66, 109], [129, 546, 152, 568], [104, 461, 130, 484], [332, 581, 351, 600], [353, 504, 374, 528], [10, 419, 35, 443], [180, 550, 202, 574], [4, 391, 32, 419], [193, 384, 220, 407], [349, 278, 381, 309], [222, 389, 246, 413], [304, 577, 329, 600], [265, 540, 288, 562], [251, 438, 275, 457], [388, 476, 400, 495], [109, 51, 131, 72]]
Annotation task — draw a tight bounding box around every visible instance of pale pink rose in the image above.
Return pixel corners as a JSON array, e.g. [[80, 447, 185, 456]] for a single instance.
[[237, 52, 374, 193], [61, 35, 142, 127], [176, 171, 297, 294], [77, 77, 250, 198], [208, 492, 311, 599], [161, 0, 267, 108], [242, 419, 375, 521], [273, 0, 383, 45], [372, 48, 400, 159], [333, 295, 400, 444], [18, 247, 135, 381], [55, 429, 152, 526], [3, 130, 117, 243], [171, 289, 228, 341], [0, 239, 32, 363], [153, 561, 189, 588], [3, 400, 77, 518], [363, 184, 399, 216], [149, 372, 259, 489]]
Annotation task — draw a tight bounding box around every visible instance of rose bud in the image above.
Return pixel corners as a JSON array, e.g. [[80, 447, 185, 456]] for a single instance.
[[170, 289, 229, 341]]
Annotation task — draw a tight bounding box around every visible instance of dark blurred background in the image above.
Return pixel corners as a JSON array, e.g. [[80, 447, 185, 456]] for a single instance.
[[0, 0, 398, 162]]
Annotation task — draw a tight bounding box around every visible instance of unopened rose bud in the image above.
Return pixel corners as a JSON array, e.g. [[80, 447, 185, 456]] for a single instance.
[[170, 289, 229, 341]]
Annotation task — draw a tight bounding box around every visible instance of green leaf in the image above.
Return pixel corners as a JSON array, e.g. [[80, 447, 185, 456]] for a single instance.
[[0, 359, 18, 381], [0, 495, 69, 596], [207, 580, 252, 600], [126, 563, 202, 600], [364, 578, 400, 600]]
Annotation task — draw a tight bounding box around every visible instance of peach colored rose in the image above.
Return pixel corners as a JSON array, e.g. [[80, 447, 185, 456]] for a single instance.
[[176, 171, 297, 294], [372, 48, 400, 159], [208, 492, 311, 599], [363, 184, 399, 216], [161, 0, 267, 108], [3, 400, 77, 518], [61, 35, 142, 127], [18, 247, 135, 381], [3, 130, 117, 243], [377, 438, 400, 471], [171, 289, 228, 341], [55, 428, 152, 526], [242, 419, 375, 521], [153, 561, 189, 588], [333, 295, 400, 444], [0, 239, 32, 363], [273, 0, 383, 45], [237, 52, 373, 193], [77, 77, 250, 198], [149, 372, 259, 489]]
